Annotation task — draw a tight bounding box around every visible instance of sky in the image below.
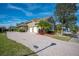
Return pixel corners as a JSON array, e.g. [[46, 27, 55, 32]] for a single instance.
[[0, 3, 79, 27]]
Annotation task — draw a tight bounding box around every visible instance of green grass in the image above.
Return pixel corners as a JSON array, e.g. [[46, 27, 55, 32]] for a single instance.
[[0, 33, 37, 56], [45, 34, 71, 41], [52, 35, 71, 41]]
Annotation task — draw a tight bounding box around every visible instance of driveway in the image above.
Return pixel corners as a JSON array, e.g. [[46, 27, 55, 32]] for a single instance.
[[7, 32, 79, 56]]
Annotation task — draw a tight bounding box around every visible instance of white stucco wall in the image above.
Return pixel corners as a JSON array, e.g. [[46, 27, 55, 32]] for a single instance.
[[29, 28, 33, 32]]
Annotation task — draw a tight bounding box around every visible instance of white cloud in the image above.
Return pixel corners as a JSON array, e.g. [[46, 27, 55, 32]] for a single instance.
[[7, 4, 33, 16]]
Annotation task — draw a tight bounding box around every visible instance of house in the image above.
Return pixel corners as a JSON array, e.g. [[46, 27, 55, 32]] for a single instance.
[[16, 17, 55, 33]]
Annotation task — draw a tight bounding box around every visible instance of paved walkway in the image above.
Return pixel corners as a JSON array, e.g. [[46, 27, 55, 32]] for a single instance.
[[7, 32, 79, 56]]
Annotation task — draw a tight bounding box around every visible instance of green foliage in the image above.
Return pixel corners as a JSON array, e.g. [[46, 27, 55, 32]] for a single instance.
[[56, 3, 77, 24], [69, 24, 78, 34], [56, 4, 77, 17]]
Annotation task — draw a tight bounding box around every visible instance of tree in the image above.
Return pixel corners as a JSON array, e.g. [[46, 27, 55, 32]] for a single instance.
[[55, 3, 77, 34]]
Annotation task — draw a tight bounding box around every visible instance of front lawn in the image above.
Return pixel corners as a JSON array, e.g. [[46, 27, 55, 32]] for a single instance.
[[0, 33, 37, 56], [45, 34, 71, 41]]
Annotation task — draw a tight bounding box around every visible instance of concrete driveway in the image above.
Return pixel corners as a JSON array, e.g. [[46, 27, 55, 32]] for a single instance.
[[7, 32, 79, 56]]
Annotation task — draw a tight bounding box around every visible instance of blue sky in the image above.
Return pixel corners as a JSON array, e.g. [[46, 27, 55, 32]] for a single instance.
[[0, 3, 79, 27]]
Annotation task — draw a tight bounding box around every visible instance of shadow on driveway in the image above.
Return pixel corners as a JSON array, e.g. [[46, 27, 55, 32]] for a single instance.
[[23, 43, 56, 56]]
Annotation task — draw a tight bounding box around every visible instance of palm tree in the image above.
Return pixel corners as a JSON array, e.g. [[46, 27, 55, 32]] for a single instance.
[[37, 20, 52, 34]]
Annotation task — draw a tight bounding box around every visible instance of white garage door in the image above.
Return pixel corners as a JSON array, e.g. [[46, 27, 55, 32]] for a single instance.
[[34, 27, 39, 33], [29, 27, 39, 33]]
